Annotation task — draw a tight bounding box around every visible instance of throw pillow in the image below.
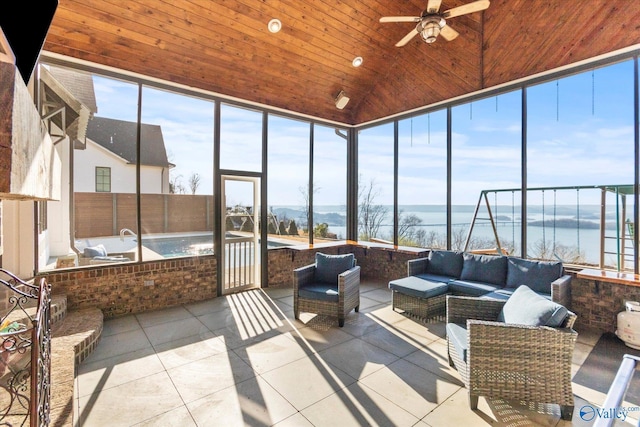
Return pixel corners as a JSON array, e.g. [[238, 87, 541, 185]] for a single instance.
[[315, 252, 355, 285], [428, 250, 464, 278], [498, 285, 568, 327], [459, 253, 507, 286], [506, 257, 563, 293]]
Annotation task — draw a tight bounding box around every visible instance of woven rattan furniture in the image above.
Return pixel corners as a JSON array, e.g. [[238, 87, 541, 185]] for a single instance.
[[293, 253, 360, 327], [390, 276, 448, 322], [446, 294, 578, 420]]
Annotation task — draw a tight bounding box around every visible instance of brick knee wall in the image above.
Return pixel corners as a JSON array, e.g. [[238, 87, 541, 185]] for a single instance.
[[266, 244, 428, 287], [39, 256, 217, 317], [571, 276, 640, 333]]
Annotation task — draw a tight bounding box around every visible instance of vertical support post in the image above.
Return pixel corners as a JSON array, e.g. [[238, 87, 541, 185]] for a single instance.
[[521, 86, 528, 258], [135, 83, 142, 263], [214, 101, 222, 296], [347, 127, 358, 242], [261, 111, 268, 287], [446, 107, 452, 250], [634, 55, 639, 275], [600, 187, 606, 269], [393, 120, 399, 246], [309, 123, 314, 245]]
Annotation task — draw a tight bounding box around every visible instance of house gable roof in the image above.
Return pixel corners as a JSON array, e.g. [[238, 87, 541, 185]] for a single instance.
[[86, 116, 172, 168]]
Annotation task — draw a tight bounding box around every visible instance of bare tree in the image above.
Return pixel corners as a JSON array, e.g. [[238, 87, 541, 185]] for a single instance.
[[169, 173, 186, 194], [298, 183, 320, 231], [188, 172, 201, 195], [358, 176, 388, 240]]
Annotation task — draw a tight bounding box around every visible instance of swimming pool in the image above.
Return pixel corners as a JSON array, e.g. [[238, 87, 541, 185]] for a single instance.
[[140, 234, 290, 258]]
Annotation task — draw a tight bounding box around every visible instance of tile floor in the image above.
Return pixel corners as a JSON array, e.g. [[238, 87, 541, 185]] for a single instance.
[[74, 281, 634, 426]]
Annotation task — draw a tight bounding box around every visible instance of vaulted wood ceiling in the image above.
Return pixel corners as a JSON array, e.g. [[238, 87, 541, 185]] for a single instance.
[[44, 0, 640, 126]]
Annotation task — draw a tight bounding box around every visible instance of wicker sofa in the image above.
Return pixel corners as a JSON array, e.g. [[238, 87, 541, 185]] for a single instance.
[[389, 250, 572, 321]]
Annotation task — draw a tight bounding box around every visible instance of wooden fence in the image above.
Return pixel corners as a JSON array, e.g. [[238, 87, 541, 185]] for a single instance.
[[74, 192, 214, 238]]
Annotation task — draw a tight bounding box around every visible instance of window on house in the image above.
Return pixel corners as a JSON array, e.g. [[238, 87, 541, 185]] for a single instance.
[[95, 167, 111, 192]]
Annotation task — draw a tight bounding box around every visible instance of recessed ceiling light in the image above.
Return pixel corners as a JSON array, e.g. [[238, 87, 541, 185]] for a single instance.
[[268, 19, 282, 33], [352, 56, 363, 67]]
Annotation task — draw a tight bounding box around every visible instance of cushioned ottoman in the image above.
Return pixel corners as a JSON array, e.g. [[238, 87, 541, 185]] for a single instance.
[[389, 276, 449, 322]]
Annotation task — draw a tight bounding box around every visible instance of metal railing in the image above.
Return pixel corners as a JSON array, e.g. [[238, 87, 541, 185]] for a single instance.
[[594, 354, 640, 427], [0, 269, 51, 427], [224, 236, 256, 292]]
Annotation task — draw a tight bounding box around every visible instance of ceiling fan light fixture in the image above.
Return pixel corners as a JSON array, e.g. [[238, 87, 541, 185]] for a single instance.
[[419, 17, 445, 43], [352, 56, 363, 67], [268, 18, 282, 33]]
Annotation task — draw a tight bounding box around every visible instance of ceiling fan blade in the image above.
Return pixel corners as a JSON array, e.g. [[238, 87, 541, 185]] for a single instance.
[[396, 29, 419, 47], [443, 0, 490, 19], [440, 24, 459, 41], [380, 16, 421, 23], [426, 0, 443, 13]]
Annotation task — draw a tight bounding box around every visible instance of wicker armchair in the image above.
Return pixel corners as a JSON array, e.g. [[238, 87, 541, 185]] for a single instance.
[[293, 253, 360, 327], [446, 295, 578, 420]]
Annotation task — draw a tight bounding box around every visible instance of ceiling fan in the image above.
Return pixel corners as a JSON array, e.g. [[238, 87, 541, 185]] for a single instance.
[[379, 0, 490, 47]]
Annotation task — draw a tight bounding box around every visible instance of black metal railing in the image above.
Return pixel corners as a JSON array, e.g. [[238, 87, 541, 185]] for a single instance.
[[0, 269, 51, 427]]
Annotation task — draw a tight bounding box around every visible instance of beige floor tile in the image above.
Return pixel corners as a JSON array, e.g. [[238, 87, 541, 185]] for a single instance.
[[143, 316, 210, 346], [573, 341, 594, 366], [318, 338, 399, 380], [262, 287, 294, 300], [133, 405, 197, 427], [234, 332, 310, 374], [77, 346, 164, 398], [184, 296, 231, 317], [101, 314, 140, 337], [272, 412, 315, 427], [361, 287, 392, 303], [261, 356, 356, 410], [339, 312, 386, 337], [364, 305, 414, 326], [359, 296, 386, 311], [167, 350, 255, 403], [135, 305, 194, 328], [290, 322, 356, 353], [82, 328, 152, 363], [153, 331, 228, 369], [394, 317, 446, 340], [575, 327, 602, 347], [77, 372, 183, 426], [187, 376, 297, 427], [361, 324, 430, 358], [403, 339, 463, 384], [359, 359, 461, 419], [421, 388, 495, 426], [301, 382, 419, 427]]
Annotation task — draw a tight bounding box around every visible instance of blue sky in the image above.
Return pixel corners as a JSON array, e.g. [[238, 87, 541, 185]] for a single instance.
[[92, 58, 636, 206]]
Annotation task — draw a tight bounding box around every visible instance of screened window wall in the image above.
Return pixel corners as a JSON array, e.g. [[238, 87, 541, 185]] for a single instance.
[[358, 123, 394, 243], [312, 125, 348, 242], [38, 55, 638, 273]]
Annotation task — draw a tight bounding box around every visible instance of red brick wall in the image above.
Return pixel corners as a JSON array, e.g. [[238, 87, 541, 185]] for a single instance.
[[39, 256, 217, 317]]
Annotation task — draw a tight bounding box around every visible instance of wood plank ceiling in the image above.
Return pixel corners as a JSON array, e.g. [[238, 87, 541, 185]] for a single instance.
[[44, 0, 640, 126]]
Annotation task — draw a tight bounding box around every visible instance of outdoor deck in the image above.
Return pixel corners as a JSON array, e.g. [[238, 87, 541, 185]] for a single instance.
[[74, 280, 637, 426]]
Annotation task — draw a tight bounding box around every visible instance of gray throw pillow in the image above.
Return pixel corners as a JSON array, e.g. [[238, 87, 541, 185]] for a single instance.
[[506, 257, 563, 293], [459, 253, 507, 286], [315, 253, 355, 286], [428, 250, 464, 278], [498, 285, 568, 327]]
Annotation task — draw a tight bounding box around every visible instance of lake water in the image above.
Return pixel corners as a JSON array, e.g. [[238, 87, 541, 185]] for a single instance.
[[275, 205, 634, 268]]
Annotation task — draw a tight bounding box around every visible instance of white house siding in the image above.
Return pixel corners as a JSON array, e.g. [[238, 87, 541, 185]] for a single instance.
[[74, 139, 169, 194]]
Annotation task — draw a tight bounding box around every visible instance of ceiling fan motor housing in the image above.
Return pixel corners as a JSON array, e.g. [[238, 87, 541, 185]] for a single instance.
[[418, 16, 445, 43]]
